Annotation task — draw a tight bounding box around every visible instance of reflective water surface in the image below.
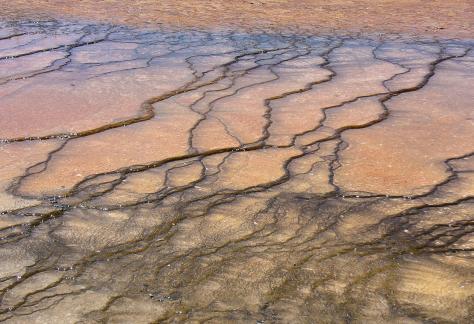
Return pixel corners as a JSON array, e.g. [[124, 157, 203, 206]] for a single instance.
[[0, 21, 473, 323]]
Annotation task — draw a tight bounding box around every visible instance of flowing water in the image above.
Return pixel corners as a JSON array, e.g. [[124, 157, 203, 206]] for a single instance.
[[0, 19, 473, 323]]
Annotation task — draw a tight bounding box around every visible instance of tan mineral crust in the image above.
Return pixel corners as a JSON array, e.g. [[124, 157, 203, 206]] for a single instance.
[[0, 1, 473, 323], [1, 0, 474, 37]]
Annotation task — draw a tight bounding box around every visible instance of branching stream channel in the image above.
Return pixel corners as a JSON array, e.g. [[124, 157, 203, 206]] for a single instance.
[[0, 20, 473, 323]]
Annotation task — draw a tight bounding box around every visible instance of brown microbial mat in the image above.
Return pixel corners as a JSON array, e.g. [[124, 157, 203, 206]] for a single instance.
[[0, 19, 473, 323]]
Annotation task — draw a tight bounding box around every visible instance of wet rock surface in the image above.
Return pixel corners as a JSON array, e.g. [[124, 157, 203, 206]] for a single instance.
[[0, 20, 473, 323]]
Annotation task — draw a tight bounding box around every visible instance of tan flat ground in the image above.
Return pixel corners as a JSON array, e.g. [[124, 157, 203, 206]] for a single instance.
[[1, 0, 473, 37]]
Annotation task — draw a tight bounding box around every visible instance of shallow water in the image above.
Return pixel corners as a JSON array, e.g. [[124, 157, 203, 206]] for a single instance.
[[0, 20, 473, 323]]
